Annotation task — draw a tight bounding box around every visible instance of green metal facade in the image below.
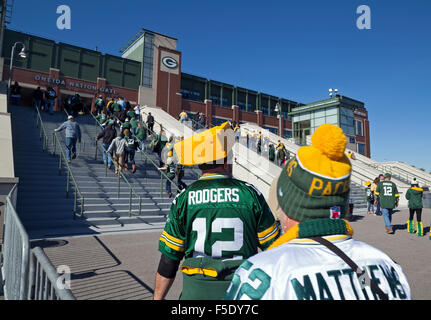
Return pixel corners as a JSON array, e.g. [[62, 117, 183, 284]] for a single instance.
[[3, 29, 141, 89]]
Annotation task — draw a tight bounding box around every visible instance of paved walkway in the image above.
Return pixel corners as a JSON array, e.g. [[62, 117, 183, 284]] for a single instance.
[[37, 208, 431, 300]]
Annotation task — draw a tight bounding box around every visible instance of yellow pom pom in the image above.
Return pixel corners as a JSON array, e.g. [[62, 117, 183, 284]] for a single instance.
[[311, 124, 346, 160]]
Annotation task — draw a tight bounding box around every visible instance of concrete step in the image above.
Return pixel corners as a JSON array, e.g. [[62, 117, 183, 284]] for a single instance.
[[18, 202, 172, 215], [24, 214, 167, 232], [18, 196, 172, 205], [19, 206, 170, 220]]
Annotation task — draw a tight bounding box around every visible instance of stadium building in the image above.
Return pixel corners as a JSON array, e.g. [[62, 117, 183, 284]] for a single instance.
[[1, 27, 370, 156]]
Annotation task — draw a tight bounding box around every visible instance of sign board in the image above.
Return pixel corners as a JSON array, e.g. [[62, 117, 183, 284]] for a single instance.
[[160, 51, 179, 75]]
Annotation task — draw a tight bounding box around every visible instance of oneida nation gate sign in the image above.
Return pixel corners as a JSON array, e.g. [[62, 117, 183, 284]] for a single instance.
[[34, 74, 119, 95]]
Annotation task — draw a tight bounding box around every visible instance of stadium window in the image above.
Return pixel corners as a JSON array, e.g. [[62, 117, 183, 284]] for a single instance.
[[358, 143, 365, 155], [284, 130, 293, 138], [355, 119, 363, 136]]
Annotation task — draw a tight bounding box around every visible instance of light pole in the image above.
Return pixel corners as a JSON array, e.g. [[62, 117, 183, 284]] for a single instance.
[[274, 102, 282, 137], [328, 88, 339, 98], [8, 41, 27, 104]]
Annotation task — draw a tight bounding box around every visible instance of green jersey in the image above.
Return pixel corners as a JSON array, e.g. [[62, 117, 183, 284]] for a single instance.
[[111, 102, 121, 113], [95, 98, 105, 108], [122, 122, 132, 130], [127, 111, 135, 119], [375, 180, 399, 209], [159, 174, 280, 262], [130, 119, 138, 129], [166, 162, 176, 180], [124, 135, 138, 150], [135, 125, 147, 141]]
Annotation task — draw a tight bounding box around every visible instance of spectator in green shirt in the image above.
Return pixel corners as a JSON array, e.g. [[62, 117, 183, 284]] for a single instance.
[[374, 173, 399, 234], [120, 118, 132, 135], [94, 95, 105, 115], [130, 117, 139, 136], [406, 179, 424, 236], [135, 122, 147, 152]]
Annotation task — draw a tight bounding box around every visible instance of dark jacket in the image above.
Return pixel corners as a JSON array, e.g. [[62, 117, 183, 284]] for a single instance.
[[118, 110, 127, 123], [33, 89, 43, 100], [97, 124, 117, 145], [45, 88, 57, 101], [147, 115, 154, 125]]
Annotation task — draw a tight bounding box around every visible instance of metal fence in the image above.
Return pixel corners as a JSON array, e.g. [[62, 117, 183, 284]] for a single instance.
[[27, 247, 75, 300], [1, 184, 76, 300], [1, 184, 29, 300]]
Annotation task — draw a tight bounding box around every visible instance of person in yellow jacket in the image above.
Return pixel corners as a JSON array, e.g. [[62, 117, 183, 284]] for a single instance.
[[179, 111, 188, 124], [276, 140, 285, 151]]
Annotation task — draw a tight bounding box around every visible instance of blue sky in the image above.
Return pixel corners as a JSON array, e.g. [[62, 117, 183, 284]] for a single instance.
[[9, 0, 431, 172]]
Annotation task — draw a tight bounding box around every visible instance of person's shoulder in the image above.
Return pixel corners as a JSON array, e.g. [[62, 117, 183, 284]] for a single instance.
[[230, 178, 264, 198], [347, 238, 400, 264]]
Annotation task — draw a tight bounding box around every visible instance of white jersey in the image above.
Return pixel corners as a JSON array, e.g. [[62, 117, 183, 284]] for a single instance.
[[225, 235, 411, 300]]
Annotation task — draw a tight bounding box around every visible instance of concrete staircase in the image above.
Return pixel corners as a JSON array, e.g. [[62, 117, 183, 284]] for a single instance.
[[11, 105, 198, 239], [349, 182, 367, 214]]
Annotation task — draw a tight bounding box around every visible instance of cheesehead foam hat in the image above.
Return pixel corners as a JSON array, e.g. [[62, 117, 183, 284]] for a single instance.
[[274, 124, 352, 222], [174, 122, 234, 166]]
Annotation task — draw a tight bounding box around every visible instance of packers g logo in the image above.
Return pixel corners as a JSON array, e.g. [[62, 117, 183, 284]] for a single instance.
[[162, 56, 178, 69], [286, 159, 298, 177]]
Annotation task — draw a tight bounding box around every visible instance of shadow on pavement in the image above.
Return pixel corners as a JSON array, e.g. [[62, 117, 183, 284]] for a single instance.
[[70, 270, 153, 300], [30, 239, 69, 249], [393, 224, 407, 232], [42, 235, 154, 300]]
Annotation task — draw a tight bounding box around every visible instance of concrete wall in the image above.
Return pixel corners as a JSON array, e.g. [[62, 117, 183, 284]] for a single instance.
[[0, 82, 14, 178], [0, 81, 19, 245]]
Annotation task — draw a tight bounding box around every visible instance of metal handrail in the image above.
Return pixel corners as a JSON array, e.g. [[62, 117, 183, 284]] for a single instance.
[[95, 140, 143, 216], [234, 158, 271, 187], [35, 108, 49, 152], [27, 247, 76, 300], [108, 112, 191, 192], [184, 115, 210, 130], [1, 184, 30, 300], [34, 106, 85, 219], [136, 114, 202, 180], [81, 107, 143, 217], [372, 163, 429, 186], [52, 132, 85, 218], [140, 108, 177, 136], [109, 115, 182, 194]]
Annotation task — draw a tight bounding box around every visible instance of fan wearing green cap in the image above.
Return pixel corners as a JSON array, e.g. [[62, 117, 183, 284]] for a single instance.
[[224, 124, 411, 300], [374, 173, 399, 234], [153, 122, 280, 300]]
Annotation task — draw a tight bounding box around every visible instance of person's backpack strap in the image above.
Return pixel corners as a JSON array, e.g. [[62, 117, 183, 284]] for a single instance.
[[309, 236, 389, 300]]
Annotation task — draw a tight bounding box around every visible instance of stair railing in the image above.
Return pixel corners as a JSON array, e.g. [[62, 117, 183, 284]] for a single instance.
[[113, 113, 183, 196], [80, 106, 144, 217], [233, 158, 272, 187], [94, 140, 142, 217], [34, 106, 85, 219]]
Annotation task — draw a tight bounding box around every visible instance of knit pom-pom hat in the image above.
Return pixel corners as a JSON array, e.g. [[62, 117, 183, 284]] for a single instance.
[[275, 124, 352, 222]]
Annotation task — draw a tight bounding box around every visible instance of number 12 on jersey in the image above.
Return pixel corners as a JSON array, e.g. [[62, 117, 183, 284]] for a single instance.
[[192, 217, 244, 259]]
